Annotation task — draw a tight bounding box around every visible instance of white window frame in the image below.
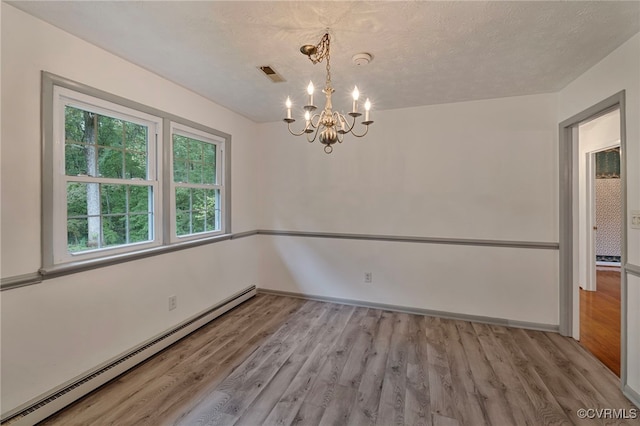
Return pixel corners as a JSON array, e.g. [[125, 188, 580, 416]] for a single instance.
[[52, 86, 163, 264], [169, 122, 225, 242], [42, 73, 232, 273]]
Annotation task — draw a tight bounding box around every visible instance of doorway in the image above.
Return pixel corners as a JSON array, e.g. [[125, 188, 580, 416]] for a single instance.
[[579, 140, 622, 376], [558, 91, 627, 386]]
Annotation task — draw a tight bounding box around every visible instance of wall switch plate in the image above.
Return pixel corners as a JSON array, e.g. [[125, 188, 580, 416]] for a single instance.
[[168, 295, 177, 311], [364, 272, 372, 283], [632, 210, 640, 229]]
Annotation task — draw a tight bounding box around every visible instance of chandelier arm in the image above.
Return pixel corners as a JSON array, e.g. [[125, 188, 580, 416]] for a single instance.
[[339, 113, 358, 134], [286, 121, 312, 137], [310, 112, 324, 128], [349, 124, 371, 138], [306, 124, 321, 143]]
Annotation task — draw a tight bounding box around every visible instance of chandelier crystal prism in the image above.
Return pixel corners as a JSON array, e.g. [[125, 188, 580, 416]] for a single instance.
[[283, 32, 373, 154]]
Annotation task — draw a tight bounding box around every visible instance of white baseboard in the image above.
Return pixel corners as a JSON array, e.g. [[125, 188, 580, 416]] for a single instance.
[[624, 384, 640, 410]]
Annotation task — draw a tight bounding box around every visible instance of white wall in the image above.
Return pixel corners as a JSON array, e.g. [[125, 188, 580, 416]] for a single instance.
[[577, 109, 620, 289], [258, 236, 559, 325], [629, 273, 640, 401], [258, 94, 558, 241], [256, 93, 560, 325], [558, 32, 640, 401], [1, 4, 259, 413]]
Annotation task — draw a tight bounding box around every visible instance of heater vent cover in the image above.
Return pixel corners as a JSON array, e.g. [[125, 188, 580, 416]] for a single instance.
[[258, 65, 286, 83]]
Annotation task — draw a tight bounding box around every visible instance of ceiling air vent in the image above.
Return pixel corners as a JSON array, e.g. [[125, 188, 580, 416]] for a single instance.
[[258, 65, 286, 83]]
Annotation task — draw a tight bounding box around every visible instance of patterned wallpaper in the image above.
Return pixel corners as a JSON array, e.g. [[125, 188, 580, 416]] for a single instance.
[[595, 177, 622, 258]]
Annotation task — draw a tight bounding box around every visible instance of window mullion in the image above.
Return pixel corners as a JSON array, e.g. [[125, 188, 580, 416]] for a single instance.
[[125, 186, 130, 245], [218, 144, 223, 233], [93, 113, 98, 178], [121, 125, 126, 179], [217, 144, 222, 186], [189, 188, 193, 235], [97, 183, 103, 249]]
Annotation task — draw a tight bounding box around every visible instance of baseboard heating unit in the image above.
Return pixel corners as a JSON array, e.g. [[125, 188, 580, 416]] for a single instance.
[[1, 285, 256, 426]]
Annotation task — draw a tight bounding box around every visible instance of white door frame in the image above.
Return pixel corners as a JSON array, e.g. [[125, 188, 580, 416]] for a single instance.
[[558, 91, 627, 386]]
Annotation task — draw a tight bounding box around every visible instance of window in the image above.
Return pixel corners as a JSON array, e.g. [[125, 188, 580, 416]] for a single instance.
[[170, 123, 225, 241], [53, 87, 162, 264], [44, 75, 230, 270]]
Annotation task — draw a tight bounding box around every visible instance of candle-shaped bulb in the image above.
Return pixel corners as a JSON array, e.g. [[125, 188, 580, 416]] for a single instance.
[[352, 86, 360, 112], [364, 98, 371, 122], [307, 81, 314, 106], [285, 97, 292, 119]]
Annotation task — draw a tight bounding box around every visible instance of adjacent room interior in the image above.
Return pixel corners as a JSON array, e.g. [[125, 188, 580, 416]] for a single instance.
[[576, 110, 624, 377], [1, 1, 640, 425]]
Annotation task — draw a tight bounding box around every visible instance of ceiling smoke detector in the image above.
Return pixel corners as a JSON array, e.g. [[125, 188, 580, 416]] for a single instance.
[[352, 53, 372, 66]]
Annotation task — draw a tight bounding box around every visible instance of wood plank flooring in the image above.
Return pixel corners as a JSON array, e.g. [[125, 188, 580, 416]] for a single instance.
[[40, 294, 637, 426], [580, 269, 621, 376]]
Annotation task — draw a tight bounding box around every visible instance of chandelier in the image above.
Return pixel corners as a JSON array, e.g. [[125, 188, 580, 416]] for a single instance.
[[283, 32, 373, 154]]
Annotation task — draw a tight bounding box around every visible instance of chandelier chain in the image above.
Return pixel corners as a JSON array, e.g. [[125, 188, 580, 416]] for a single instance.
[[326, 50, 331, 89], [307, 33, 330, 64]]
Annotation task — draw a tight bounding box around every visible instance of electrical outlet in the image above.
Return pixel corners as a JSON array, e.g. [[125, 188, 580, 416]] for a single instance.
[[168, 295, 177, 311], [364, 272, 372, 283], [632, 210, 640, 229]]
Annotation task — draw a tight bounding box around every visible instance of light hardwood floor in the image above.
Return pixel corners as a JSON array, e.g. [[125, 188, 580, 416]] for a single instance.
[[41, 294, 637, 425], [580, 268, 621, 376]]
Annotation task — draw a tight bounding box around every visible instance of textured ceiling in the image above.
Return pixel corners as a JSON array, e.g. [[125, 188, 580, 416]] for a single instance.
[[8, 1, 640, 122]]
